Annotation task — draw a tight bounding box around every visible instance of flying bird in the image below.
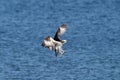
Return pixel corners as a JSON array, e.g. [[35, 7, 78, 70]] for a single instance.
[[41, 24, 67, 57]]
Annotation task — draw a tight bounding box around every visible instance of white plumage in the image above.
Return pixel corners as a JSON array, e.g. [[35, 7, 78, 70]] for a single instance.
[[41, 24, 67, 57]]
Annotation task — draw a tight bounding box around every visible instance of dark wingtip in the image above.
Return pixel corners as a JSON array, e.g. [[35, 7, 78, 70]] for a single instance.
[[55, 53, 58, 57], [55, 49, 58, 57], [41, 42, 45, 47]]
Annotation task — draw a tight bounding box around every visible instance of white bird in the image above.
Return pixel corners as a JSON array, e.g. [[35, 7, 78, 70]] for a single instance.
[[41, 24, 67, 57]]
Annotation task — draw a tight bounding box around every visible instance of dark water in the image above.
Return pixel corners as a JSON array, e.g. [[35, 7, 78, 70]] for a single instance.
[[0, 0, 120, 80]]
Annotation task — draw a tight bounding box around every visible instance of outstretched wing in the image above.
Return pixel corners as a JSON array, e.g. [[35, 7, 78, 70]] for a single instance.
[[54, 24, 67, 41]]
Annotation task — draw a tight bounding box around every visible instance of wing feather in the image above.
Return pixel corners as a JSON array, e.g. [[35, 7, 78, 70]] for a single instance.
[[54, 24, 67, 41]]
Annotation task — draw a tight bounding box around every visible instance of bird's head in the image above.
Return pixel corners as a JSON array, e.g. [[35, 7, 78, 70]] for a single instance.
[[61, 40, 67, 44]]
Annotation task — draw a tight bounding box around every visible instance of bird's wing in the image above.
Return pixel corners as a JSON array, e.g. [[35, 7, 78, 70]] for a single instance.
[[54, 24, 67, 41], [41, 36, 54, 51]]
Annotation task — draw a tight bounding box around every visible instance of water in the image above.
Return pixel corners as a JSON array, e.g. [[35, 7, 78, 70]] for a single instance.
[[0, 0, 120, 80]]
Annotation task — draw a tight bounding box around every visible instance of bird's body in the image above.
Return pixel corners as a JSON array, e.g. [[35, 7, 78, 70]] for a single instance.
[[41, 24, 67, 57]]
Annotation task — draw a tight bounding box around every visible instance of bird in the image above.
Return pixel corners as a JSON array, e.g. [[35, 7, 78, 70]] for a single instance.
[[41, 24, 67, 57]]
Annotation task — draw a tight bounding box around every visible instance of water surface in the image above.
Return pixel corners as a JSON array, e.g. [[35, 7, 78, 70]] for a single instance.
[[0, 0, 120, 80]]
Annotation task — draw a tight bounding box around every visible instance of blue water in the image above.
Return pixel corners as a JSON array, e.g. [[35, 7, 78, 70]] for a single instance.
[[0, 0, 120, 80]]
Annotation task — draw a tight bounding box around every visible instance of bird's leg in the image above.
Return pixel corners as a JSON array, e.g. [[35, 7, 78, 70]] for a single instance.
[[55, 47, 59, 57], [59, 47, 64, 55]]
